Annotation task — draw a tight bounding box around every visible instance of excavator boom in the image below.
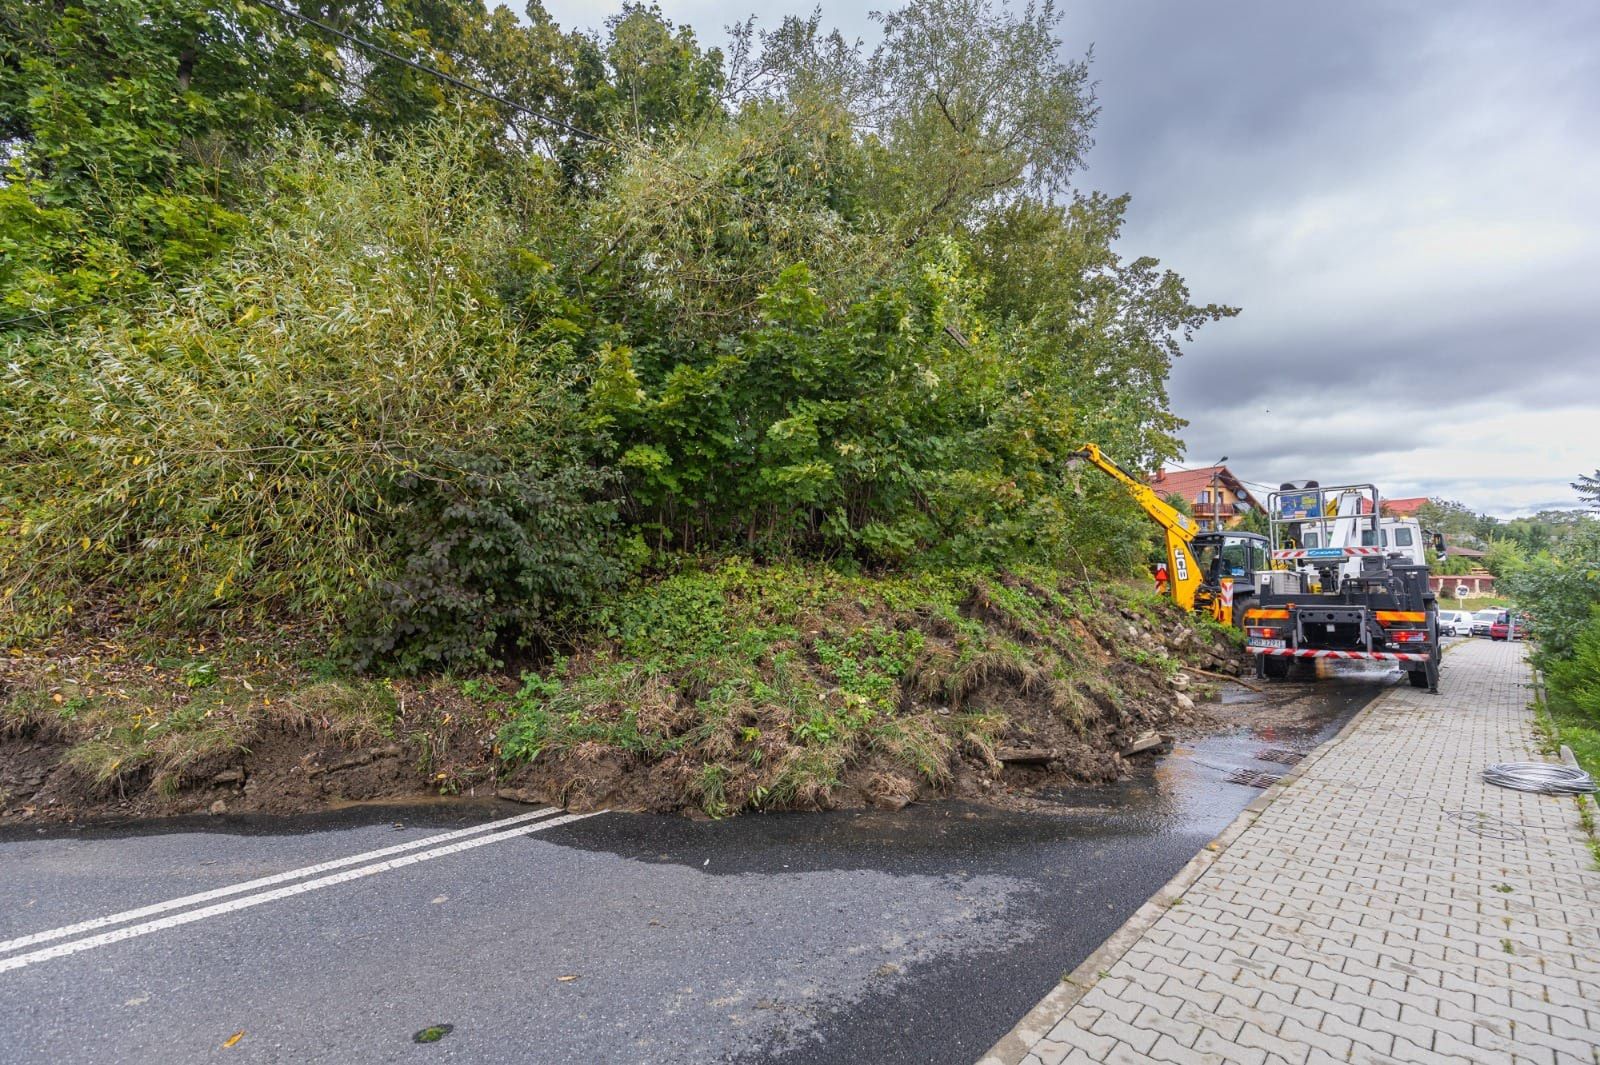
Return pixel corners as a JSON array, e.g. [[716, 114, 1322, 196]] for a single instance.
[[1066, 445, 1201, 611], [1066, 444, 1268, 628]]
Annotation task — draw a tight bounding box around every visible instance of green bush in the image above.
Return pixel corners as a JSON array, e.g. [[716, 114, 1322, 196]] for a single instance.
[[1, 128, 619, 666], [1503, 525, 1600, 662], [1547, 608, 1600, 718], [5, 0, 1246, 666], [349, 458, 624, 672]]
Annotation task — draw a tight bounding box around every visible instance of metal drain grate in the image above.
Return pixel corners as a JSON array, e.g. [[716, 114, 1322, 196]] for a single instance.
[[1256, 748, 1305, 765], [1226, 768, 1283, 789]]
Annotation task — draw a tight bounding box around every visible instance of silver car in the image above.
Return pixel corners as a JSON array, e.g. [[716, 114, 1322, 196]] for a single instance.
[[1470, 609, 1501, 637]]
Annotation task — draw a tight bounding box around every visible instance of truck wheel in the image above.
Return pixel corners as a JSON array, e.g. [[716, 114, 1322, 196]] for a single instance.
[[1408, 669, 1429, 688], [1261, 656, 1290, 680]]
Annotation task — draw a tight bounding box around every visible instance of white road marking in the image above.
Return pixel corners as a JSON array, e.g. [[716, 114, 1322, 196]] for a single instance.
[[0, 811, 598, 975], [0, 807, 562, 956]]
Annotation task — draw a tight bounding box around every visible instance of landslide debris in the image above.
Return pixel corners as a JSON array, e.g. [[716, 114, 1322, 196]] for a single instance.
[[0, 564, 1239, 824], [493, 563, 1238, 815]]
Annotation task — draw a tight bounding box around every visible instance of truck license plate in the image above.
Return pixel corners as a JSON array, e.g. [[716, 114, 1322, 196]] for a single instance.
[[1248, 638, 1286, 649]]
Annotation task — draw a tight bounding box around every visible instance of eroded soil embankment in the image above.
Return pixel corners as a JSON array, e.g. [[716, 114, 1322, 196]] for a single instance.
[[2, 575, 1246, 825]]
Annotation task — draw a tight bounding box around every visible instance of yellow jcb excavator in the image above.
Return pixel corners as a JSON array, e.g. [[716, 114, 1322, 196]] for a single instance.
[[1066, 444, 1268, 628]]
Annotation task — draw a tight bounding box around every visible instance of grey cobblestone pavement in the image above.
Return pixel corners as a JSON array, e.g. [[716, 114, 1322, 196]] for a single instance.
[[985, 639, 1600, 1065]]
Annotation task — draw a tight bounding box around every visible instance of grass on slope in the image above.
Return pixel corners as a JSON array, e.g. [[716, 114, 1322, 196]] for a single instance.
[[494, 559, 1215, 816]]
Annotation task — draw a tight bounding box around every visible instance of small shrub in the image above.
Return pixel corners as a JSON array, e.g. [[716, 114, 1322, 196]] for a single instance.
[[347, 459, 624, 673]]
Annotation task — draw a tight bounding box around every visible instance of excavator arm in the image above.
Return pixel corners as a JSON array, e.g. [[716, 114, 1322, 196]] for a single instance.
[[1067, 444, 1202, 611]]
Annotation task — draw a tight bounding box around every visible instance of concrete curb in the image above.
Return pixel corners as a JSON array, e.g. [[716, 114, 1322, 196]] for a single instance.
[[976, 672, 1415, 1065]]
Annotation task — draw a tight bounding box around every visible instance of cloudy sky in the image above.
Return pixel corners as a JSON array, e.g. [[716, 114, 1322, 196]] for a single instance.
[[543, 0, 1599, 517]]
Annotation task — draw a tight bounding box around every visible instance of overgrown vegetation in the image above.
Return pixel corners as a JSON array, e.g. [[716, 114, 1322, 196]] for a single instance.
[[3, 0, 1233, 668], [4, 133, 622, 668], [1503, 492, 1600, 776], [3, 0, 1245, 817], [1, 567, 1229, 818]]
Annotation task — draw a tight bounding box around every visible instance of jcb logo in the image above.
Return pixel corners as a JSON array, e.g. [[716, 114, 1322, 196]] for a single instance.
[[1173, 547, 1190, 582]]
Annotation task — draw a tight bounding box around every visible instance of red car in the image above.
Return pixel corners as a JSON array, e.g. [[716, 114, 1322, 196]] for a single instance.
[[1490, 612, 1531, 641]]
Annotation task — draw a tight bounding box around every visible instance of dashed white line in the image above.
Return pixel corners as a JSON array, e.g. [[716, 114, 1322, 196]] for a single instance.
[[0, 807, 564, 957]]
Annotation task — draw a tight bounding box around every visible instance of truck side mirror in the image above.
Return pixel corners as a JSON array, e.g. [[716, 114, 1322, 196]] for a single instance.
[[1432, 533, 1446, 553]]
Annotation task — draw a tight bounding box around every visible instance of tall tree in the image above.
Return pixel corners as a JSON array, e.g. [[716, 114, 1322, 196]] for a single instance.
[[1574, 469, 1600, 511], [0, 0, 578, 322]]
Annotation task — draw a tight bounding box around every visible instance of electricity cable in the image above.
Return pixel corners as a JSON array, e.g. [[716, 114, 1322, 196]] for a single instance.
[[0, 298, 118, 331], [1482, 761, 1595, 795], [243, 0, 604, 142]]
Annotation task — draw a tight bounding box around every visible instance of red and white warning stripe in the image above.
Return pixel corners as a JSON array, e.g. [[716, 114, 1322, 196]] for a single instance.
[[1270, 546, 1387, 560], [1249, 647, 1430, 662]]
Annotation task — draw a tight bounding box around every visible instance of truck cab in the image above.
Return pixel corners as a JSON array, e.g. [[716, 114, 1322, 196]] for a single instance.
[[1247, 482, 1440, 691], [1299, 518, 1427, 573]]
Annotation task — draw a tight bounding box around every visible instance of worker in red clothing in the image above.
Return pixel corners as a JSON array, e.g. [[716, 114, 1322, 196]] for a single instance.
[[1153, 561, 1170, 594]]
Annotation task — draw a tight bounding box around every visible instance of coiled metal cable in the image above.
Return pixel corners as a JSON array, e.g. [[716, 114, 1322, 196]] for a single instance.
[[1482, 762, 1596, 795]]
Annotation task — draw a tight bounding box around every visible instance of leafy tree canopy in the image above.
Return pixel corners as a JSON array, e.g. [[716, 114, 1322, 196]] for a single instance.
[[3, 0, 1238, 665]]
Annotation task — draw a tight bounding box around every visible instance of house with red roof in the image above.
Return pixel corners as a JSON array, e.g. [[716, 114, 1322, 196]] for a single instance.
[[1381, 496, 1429, 517], [1148, 465, 1264, 529]]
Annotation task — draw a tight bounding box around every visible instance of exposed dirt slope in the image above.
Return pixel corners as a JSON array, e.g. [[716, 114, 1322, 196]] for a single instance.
[[1, 568, 1241, 825]]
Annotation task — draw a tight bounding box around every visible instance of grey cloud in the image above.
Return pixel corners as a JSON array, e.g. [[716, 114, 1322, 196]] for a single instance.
[[1059, 0, 1600, 514], [1169, 302, 1600, 413], [1068, 2, 1600, 218]]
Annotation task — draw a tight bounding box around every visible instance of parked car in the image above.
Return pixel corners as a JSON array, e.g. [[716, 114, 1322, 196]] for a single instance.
[[1436, 610, 1471, 637], [1490, 612, 1532, 641], [1470, 609, 1502, 637]]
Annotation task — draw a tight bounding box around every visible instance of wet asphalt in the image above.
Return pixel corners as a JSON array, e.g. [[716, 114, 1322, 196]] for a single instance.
[[0, 665, 1401, 1065]]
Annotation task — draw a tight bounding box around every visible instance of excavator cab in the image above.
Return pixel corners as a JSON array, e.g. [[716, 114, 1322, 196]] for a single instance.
[[1190, 531, 1269, 626]]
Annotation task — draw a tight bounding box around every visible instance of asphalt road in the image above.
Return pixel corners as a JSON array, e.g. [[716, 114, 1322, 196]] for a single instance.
[[0, 667, 1397, 1065]]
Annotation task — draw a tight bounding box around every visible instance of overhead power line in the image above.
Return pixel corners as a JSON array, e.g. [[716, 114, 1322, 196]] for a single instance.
[[243, 0, 604, 143], [0, 298, 117, 332]]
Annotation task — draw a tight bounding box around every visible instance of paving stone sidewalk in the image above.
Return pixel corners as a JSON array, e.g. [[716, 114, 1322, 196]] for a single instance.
[[985, 639, 1600, 1065]]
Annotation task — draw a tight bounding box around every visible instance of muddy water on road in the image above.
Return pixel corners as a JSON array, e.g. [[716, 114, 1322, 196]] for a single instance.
[[721, 666, 1393, 1064]]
